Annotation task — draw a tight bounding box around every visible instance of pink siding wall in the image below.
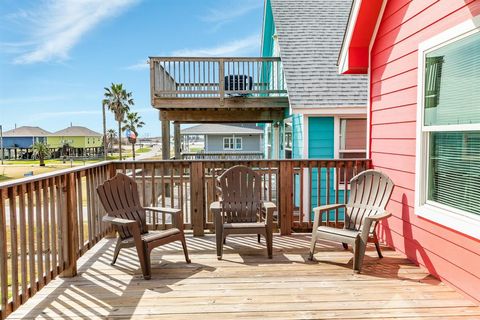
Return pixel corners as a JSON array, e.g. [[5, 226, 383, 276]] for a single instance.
[[370, 0, 480, 302]]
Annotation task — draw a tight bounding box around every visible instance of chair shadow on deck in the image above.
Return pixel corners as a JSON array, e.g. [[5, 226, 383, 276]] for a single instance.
[[15, 238, 213, 320]]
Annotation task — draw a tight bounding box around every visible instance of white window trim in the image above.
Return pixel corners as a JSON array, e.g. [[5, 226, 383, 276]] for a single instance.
[[335, 116, 367, 189], [415, 15, 480, 239], [222, 136, 243, 151]]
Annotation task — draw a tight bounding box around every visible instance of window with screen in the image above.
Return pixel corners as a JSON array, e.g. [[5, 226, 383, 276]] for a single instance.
[[420, 30, 480, 218], [339, 119, 367, 184]]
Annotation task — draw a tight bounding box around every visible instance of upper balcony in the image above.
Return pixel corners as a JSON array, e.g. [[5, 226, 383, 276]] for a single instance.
[[149, 57, 288, 113]]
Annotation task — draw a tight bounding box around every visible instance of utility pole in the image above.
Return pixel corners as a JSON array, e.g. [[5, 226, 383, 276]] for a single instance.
[[0, 125, 3, 165]]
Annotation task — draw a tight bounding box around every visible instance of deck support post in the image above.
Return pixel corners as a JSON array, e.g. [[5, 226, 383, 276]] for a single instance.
[[279, 161, 293, 235], [61, 172, 79, 277], [161, 120, 170, 160], [191, 162, 205, 236], [173, 122, 181, 160]]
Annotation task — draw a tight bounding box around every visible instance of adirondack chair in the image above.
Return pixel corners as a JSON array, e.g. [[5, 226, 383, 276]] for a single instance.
[[97, 173, 191, 279], [210, 165, 276, 260], [309, 170, 394, 273]]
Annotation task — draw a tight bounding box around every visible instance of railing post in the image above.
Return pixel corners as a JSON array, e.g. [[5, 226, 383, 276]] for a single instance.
[[61, 173, 79, 277], [279, 161, 293, 235], [218, 59, 225, 105], [190, 162, 205, 236]]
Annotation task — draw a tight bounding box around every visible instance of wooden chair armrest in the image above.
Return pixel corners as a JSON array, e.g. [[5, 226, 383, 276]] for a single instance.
[[144, 207, 181, 215], [144, 207, 183, 230], [102, 215, 136, 226], [360, 211, 392, 242], [261, 201, 276, 226]]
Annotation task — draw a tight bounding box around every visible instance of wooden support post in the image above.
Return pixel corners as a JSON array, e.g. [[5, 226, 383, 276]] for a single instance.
[[173, 122, 181, 160], [190, 162, 205, 236], [161, 120, 170, 160], [61, 173, 79, 277], [279, 161, 293, 235]]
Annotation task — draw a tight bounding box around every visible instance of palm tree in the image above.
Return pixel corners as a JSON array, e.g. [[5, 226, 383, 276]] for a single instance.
[[122, 112, 145, 160], [32, 141, 50, 167], [106, 129, 117, 156], [102, 83, 134, 160]]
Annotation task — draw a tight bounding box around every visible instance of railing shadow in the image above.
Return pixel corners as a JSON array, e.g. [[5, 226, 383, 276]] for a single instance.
[[15, 238, 210, 319]]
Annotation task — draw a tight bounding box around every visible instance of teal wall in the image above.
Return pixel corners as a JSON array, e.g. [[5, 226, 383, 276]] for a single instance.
[[292, 114, 303, 159], [262, 0, 275, 58]]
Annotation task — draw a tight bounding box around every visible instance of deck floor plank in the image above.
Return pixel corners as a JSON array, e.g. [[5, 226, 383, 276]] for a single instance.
[[7, 234, 480, 319]]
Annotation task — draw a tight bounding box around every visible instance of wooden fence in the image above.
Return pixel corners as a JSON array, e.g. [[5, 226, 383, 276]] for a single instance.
[[0, 158, 369, 319]]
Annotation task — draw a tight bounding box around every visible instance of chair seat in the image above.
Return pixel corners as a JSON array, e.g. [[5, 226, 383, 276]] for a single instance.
[[122, 228, 181, 244], [317, 226, 360, 239], [224, 222, 265, 229]]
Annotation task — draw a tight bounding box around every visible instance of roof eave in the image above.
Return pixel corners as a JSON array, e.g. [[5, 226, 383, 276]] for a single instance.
[[338, 0, 385, 75]]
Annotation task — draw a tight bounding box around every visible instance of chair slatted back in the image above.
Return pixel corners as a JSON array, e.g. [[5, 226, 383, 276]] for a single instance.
[[218, 165, 262, 223], [345, 170, 395, 231], [97, 173, 148, 239]]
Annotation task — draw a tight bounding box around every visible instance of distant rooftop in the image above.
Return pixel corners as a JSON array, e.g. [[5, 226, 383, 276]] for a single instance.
[[269, 0, 368, 108], [52, 126, 102, 137], [3, 126, 51, 137], [181, 124, 263, 135]]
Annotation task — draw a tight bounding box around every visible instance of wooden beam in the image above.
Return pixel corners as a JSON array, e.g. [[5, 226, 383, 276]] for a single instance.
[[161, 120, 170, 160], [159, 109, 285, 123], [153, 97, 289, 109], [173, 122, 181, 160], [190, 162, 205, 236]]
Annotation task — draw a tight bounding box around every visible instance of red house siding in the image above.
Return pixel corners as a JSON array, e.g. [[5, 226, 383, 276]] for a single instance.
[[370, 0, 480, 302]]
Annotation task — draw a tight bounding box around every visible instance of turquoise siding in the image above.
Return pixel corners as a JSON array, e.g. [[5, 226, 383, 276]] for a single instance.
[[262, 0, 275, 58], [304, 117, 347, 220], [292, 114, 303, 159]]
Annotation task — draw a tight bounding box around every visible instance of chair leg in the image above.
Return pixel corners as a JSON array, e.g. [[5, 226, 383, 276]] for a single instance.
[[342, 243, 348, 250], [308, 235, 317, 261], [373, 234, 383, 258], [216, 229, 224, 260], [180, 235, 191, 264], [353, 237, 367, 273], [143, 249, 152, 280], [265, 231, 273, 259], [111, 237, 122, 265]]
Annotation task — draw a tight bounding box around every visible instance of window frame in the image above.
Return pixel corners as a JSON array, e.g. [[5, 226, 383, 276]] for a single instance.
[[336, 117, 367, 189], [223, 136, 242, 151], [415, 16, 480, 239]]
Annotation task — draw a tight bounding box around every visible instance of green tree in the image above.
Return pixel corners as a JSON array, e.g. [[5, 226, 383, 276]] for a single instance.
[[102, 83, 134, 160], [122, 112, 145, 160], [32, 141, 50, 167], [106, 129, 117, 156]]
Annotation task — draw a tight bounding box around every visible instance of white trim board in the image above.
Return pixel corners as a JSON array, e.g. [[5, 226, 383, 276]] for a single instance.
[[291, 106, 366, 115], [415, 15, 480, 239]]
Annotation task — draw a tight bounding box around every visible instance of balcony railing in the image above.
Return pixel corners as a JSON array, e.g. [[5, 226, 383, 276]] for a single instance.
[[181, 152, 264, 160], [150, 57, 286, 100], [0, 158, 369, 319]]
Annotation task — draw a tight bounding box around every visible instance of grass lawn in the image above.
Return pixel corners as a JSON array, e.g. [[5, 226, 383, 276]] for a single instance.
[[136, 147, 151, 153]]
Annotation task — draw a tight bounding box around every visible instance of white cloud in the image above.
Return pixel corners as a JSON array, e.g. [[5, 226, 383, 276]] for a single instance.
[[172, 34, 260, 57], [200, 0, 262, 29], [9, 0, 139, 64], [125, 60, 149, 71]]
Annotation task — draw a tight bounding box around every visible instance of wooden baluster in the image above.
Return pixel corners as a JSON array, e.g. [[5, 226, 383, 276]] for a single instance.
[[34, 181, 44, 289], [8, 187, 19, 310], [0, 189, 9, 317], [279, 161, 293, 235], [49, 178, 57, 278], [18, 184, 28, 300], [55, 176, 64, 273], [191, 162, 205, 236], [335, 163, 340, 228], [61, 173, 78, 278], [26, 183, 36, 295], [42, 180, 51, 283], [326, 163, 331, 227], [76, 173, 84, 253]]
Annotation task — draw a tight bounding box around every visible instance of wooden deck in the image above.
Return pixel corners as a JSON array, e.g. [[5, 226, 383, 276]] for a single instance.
[[7, 234, 480, 319]]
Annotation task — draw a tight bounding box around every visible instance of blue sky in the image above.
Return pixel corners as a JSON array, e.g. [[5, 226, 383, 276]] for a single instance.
[[0, 0, 264, 137]]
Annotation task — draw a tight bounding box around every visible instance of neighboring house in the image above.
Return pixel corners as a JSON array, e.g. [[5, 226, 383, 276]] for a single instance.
[[260, 0, 369, 215], [180, 124, 264, 159], [48, 126, 103, 157], [1, 126, 51, 159], [339, 0, 480, 302], [261, 0, 368, 161]]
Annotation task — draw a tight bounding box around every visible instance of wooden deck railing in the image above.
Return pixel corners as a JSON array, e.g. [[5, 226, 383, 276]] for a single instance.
[[0, 158, 369, 319], [150, 57, 286, 99], [181, 152, 264, 160]]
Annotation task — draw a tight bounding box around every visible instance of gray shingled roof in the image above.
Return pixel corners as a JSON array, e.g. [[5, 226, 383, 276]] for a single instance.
[[270, 0, 368, 108], [52, 126, 102, 137], [3, 126, 51, 137], [181, 124, 263, 135]]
